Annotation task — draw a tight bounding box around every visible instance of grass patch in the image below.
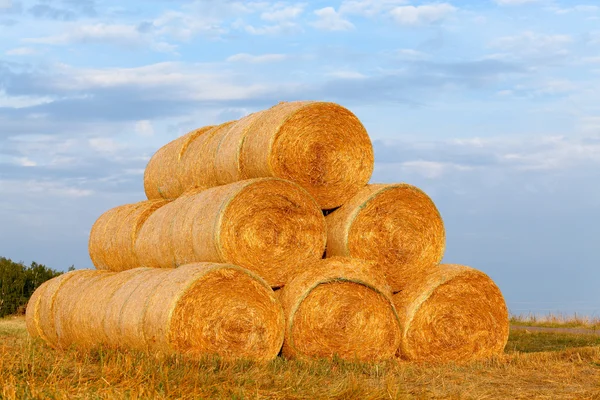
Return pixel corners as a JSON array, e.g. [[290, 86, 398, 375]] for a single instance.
[[507, 330, 600, 353], [510, 313, 600, 330], [2, 317, 600, 399]]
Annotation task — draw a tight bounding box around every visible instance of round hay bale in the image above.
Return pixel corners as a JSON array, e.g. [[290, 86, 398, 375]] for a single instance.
[[89, 200, 168, 271], [278, 257, 401, 361], [135, 178, 326, 287], [25, 279, 52, 341], [102, 268, 157, 346], [240, 101, 374, 209], [141, 263, 284, 360], [144, 126, 214, 200], [326, 183, 445, 292], [215, 111, 266, 184], [179, 122, 236, 191], [393, 264, 509, 363], [53, 270, 108, 348]]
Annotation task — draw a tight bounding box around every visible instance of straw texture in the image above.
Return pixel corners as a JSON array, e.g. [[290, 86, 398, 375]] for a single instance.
[[25, 279, 51, 341], [239, 101, 374, 209], [136, 178, 326, 287], [393, 264, 509, 363], [279, 257, 401, 361], [326, 183, 446, 292], [89, 200, 168, 271], [143, 101, 373, 209], [26, 264, 285, 360], [144, 126, 214, 200]]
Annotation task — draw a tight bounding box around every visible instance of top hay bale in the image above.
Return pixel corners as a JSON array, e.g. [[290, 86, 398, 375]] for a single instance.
[[326, 183, 445, 292], [143, 101, 374, 209], [393, 264, 509, 363]]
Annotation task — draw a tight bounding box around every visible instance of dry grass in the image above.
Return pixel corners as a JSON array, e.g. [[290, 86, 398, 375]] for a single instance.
[[511, 313, 600, 330], [2, 316, 600, 399]]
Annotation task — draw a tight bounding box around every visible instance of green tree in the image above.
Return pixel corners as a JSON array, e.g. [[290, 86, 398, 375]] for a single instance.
[[0, 257, 64, 318]]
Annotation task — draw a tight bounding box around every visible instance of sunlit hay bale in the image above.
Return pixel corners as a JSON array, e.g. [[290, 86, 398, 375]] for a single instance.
[[393, 264, 509, 363], [215, 111, 266, 184], [25, 279, 52, 341], [53, 270, 111, 348], [102, 268, 157, 346], [326, 183, 445, 292], [279, 257, 401, 361], [239, 101, 374, 209], [144, 126, 214, 200], [135, 188, 205, 269], [179, 122, 236, 190], [89, 200, 168, 271], [140, 263, 285, 360], [135, 178, 326, 287]]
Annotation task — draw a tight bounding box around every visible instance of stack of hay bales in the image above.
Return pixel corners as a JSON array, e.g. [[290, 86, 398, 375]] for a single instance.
[[27, 100, 509, 364]]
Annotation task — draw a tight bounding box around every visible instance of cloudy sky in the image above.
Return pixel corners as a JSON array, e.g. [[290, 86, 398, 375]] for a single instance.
[[1, 0, 599, 315]]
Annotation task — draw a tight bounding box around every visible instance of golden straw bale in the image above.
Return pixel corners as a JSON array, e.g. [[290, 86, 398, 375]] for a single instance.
[[30, 270, 98, 348], [89, 200, 168, 271], [25, 279, 51, 341], [141, 263, 284, 360], [179, 122, 236, 191], [144, 126, 214, 200], [135, 178, 326, 287], [30, 265, 284, 360], [53, 270, 109, 348], [134, 188, 204, 269], [215, 111, 266, 184], [103, 268, 157, 346], [326, 183, 445, 292], [278, 257, 401, 361], [239, 101, 374, 209], [393, 264, 509, 363]]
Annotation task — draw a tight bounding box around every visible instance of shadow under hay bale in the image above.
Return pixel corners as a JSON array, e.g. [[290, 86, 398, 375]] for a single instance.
[[89, 200, 168, 271], [143, 101, 374, 209], [278, 257, 401, 361], [393, 264, 509, 363], [135, 178, 327, 287], [26, 264, 285, 361], [326, 183, 446, 292]]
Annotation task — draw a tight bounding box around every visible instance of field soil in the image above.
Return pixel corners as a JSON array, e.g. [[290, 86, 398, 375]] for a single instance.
[[2, 316, 600, 399]]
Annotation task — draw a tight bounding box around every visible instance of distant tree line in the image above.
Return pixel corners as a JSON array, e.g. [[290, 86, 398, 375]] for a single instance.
[[0, 257, 72, 318]]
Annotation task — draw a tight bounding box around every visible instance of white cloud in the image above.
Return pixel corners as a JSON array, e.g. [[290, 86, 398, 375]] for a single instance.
[[15, 157, 37, 167], [261, 4, 304, 21], [552, 5, 599, 14], [389, 4, 456, 26], [89, 138, 122, 154], [226, 53, 288, 63], [242, 21, 302, 35], [312, 7, 355, 31], [494, 0, 540, 5], [327, 70, 367, 79], [400, 160, 472, 179], [582, 56, 600, 64], [490, 31, 572, 60], [396, 48, 430, 60], [0, 0, 11, 9], [340, 0, 408, 17], [135, 120, 154, 137], [0, 179, 94, 197], [5, 47, 37, 56]]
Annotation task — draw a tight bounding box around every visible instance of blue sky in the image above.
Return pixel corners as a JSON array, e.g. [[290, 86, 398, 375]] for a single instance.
[[1, 0, 599, 315]]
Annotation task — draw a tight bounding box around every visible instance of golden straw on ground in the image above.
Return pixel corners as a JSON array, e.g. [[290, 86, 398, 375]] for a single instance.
[[89, 200, 167, 271], [26, 264, 285, 361], [278, 257, 401, 361], [326, 183, 446, 292], [136, 178, 326, 287], [393, 264, 509, 363], [144, 101, 374, 209]]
